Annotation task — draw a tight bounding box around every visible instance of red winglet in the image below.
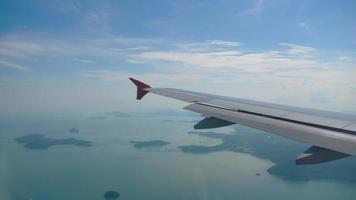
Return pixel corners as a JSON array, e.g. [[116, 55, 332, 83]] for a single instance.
[[129, 77, 151, 100]]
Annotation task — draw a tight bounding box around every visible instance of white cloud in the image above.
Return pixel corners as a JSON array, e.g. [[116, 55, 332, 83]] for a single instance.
[[72, 58, 96, 63], [176, 40, 241, 52], [124, 41, 355, 111], [0, 32, 354, 112], [136, 49, 317, 73], [337, 56, 352, 62], [239, 0, 264, 16], [0, 60, 29, 71], [0, 40, 45, 59], [297, 22, 316, 36], [208, 40, 241, 47], [78, 63, 356, 112], [279, 42, 315, 54], [0, 34, 163, 71], [126, 46, 153, 51], [80, 70, 203, 84], [45, 1, 113, 32]]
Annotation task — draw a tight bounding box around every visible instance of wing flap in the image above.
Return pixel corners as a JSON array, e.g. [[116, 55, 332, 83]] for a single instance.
[[194, 117, 235, 129], [296, 146, 350, 165]]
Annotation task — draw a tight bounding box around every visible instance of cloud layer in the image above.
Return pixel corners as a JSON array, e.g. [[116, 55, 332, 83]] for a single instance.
[[0, 32, 355, 115]]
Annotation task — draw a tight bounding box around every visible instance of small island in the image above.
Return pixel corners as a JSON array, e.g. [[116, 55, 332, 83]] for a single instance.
[[130, 140, 170, 148], [68, 128, 80, 134], [14, 134, 92, 149], [104, 190, 120, 199]]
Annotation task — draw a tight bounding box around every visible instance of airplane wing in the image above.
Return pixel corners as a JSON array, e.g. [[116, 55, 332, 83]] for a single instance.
[[129, 78, 356, 165]]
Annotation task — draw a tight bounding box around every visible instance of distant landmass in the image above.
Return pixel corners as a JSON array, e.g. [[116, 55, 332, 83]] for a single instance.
[[88, 116, 106, 120], [106, 111, 131, 117], [68, 128, 80, 134], [88, 111, 130, 120], [179, 128, 356, 182], [130, 140, 170, 148], [14, 134, 92, 149], [161, 119, 195, 123]]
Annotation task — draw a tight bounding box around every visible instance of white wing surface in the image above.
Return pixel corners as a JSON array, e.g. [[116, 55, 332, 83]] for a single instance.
[[129, 78, 356, 164]]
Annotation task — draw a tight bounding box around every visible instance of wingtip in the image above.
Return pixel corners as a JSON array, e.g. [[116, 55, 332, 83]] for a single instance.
[[129, 77, 151, 100], [129, 77, 151, 89]]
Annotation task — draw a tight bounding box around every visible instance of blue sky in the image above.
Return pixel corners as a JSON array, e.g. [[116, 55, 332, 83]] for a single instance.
[[0, 0, 355, 116]]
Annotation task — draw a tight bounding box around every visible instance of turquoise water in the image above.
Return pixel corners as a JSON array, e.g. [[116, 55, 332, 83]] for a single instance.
[[1, 114, 355, 200]]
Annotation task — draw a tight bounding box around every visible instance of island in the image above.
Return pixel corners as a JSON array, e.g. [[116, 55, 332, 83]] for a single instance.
[[68, 128, 80, 134], [130, 140, 170, 148], [14, 134, 92, 149], [179, 128, 356, 182], [104, 190, 120, 199], [178, 131, 253, 154]]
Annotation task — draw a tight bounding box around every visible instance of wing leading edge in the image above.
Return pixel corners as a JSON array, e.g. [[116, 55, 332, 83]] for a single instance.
[[129, 78, 356, 164]]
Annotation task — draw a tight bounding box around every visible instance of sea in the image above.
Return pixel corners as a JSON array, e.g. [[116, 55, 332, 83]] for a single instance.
[[1, 112, 355, 200]]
